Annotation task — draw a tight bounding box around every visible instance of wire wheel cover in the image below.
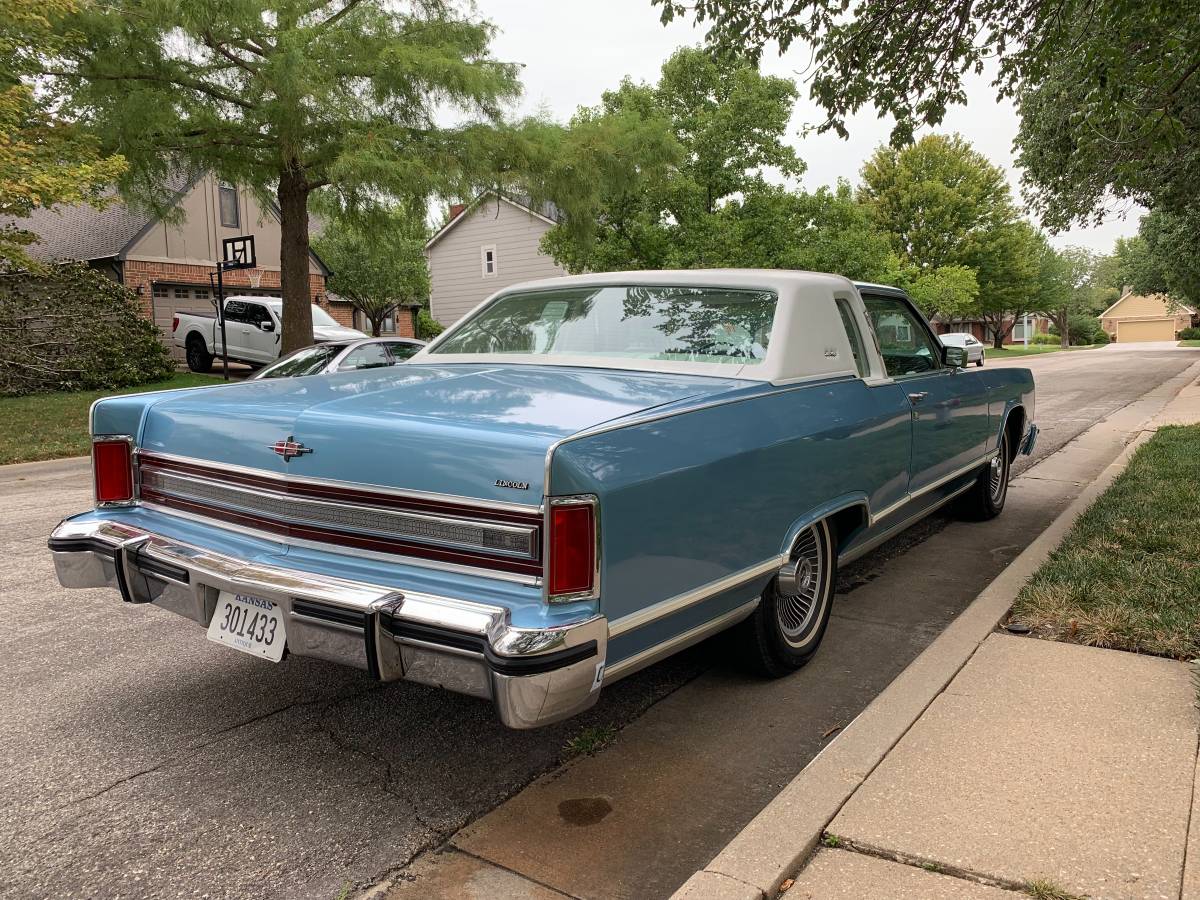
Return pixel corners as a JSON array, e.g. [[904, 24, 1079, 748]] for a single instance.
[[777, 526, 825, 642], [990, 437, 1009, 502]]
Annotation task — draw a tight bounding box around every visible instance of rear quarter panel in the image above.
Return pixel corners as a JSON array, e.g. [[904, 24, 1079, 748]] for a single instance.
[[550, 377, 912, 665], [978, 367, 1036, 448]]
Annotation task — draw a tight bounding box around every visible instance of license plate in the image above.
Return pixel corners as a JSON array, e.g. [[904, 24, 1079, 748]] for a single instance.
[[206, 592, 286, 662]]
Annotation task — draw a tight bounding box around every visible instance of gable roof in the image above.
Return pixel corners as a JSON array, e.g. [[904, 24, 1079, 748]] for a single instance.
[[1100, 289, 1195, 318], [424, 191, 560, 251], [6, 170, 331, 276], [6, 170, 198, 262]]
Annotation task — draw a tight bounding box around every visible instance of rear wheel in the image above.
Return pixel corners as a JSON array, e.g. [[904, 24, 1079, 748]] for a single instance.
[[976, 355, 985, 367], [956, 429, 1010, 520], [739, 519, 836, 677], [186, 337, 213, 373]]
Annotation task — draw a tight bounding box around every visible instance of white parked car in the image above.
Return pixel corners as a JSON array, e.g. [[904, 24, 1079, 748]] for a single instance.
[[254, 337, 426, 379], [174, 295, 366, 372], [939, 332, 986, 366]]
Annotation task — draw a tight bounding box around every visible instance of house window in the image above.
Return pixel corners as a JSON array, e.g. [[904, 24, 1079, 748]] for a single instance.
[[152, 283, 169, 299], [219, 183, 239, 228], [481, 245, 497, 277], [355, 309, 397, 334]]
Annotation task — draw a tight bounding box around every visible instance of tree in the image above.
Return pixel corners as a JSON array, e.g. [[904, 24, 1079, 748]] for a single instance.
[[314, 205, 429, 337], [1128, 209, 1200, 308], [45, 0, 526, 352], [1036, 244, 1104, 347], [973, 221, 1041, 348], [859, 135, 1015, 272], [541, 47, 804, 272], [859, 134, 1036, 329], [0, 0, 125, 265], [655, 0, 1200, 239]]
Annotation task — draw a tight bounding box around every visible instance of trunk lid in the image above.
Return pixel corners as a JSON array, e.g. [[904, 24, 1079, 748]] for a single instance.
[[136, 364, 751, 501]]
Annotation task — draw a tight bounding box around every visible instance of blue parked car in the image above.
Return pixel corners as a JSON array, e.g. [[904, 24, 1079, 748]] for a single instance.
[[49, 271, 1036, 728]]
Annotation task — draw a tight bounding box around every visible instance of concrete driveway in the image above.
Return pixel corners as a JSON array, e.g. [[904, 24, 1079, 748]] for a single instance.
[[2, 343, 1197, 899]]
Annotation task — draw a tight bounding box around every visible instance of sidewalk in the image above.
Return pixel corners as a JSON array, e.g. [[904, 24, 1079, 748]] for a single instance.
[[678, 375, 1200, 900]]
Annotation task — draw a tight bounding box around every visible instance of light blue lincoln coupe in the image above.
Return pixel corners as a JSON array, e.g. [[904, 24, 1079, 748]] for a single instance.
[[49, 270, 1036, 728]]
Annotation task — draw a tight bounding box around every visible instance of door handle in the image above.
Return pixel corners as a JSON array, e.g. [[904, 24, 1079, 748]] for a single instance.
[[908, 392, 929, 403]]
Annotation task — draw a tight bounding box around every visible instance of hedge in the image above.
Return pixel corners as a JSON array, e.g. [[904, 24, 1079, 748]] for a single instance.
[[0, 262, 174, 396]]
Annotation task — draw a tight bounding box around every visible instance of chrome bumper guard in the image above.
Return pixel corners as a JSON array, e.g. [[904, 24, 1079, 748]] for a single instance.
[[48, 519, 606, 729], [1020, 423, 1039, 456]]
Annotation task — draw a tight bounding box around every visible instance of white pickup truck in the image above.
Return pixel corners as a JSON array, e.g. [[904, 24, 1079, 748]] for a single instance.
[[173, 295, 366, 372]]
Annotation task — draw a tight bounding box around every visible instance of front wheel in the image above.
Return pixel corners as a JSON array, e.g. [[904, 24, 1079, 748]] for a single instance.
[[186, 337, 213, 373], [739, 519, 836, 677], [956, 430, 1010, 520], [976, 355, 985, 367]]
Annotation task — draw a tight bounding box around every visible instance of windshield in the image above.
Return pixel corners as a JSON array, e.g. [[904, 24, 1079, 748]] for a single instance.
[[257, 343, 344, 378], [431, 285, 776, 365], [265, 301, 341, 328]]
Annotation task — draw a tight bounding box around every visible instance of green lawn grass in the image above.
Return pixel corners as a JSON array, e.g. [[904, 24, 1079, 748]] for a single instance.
[[987, 343, 1101, 358], [1179, 340, 1200, 348], [0, 373, 222, 465], [1011, 424, 1200, 659]]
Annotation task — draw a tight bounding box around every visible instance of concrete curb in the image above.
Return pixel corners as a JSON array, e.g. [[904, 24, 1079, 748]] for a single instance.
[[672, 370, 1200, 900], [0, 455, 90, 482]]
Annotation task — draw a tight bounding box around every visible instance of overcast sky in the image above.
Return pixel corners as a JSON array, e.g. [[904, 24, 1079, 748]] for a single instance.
[[476, 0, 1139, 254]]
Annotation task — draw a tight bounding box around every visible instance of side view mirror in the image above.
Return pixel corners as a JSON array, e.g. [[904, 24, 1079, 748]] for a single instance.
[[259, 320, 276, 333], [942, 345, 968, 368]]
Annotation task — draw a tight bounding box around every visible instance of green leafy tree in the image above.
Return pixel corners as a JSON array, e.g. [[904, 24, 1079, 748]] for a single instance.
[[0, 0, 126, 265], [541, 47, 804, 272], [1036, 244, 1105, 347], [44, 0, 527, 352], [655, 0, 1200, 241], [314, 205, 429, 337], [1128, 209, 1200, 308], [860, 134, 1036, 329]]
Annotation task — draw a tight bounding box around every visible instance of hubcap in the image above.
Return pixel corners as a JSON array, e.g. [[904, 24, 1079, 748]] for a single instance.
[[989, 439, 1009, 502], [777, 526, 824, 643]]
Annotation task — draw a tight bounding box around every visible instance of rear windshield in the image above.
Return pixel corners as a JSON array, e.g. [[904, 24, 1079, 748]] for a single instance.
[[431, 285, 776, 365], [258, 343, 343, 378]]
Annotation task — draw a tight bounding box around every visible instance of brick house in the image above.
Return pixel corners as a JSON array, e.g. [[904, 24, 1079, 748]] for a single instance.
[[425, 192, 566, 327], [10, 171, 419, 352], [930, 314, 1051, 345]]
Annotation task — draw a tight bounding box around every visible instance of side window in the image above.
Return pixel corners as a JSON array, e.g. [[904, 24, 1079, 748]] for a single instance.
[[223, 300, 247, 323], [835, 298, 869, 378], [384, 341, 421, 361], [863, 295, 942, 378], [481, 245, 497, 277], [338, 343, 393, 371], [243, 303, 270, 326]]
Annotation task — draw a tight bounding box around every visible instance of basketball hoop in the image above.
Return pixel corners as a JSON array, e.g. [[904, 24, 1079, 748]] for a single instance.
[[248, 268, 263, 289]]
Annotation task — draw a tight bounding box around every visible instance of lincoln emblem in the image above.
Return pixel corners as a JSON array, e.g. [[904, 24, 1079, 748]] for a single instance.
[[270, 437, 313, 461]]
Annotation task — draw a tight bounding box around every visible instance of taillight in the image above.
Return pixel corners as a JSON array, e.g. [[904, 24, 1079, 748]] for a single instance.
[[548, 498, 596, 600], [93, 439, 134, 504], [172, 315, 179, 333]]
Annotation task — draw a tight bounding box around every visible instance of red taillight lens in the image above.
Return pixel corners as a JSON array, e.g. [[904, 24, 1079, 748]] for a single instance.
[[172, 315, 179, 333], [93, 440, 134, 504], [548, 501, 596, 598]]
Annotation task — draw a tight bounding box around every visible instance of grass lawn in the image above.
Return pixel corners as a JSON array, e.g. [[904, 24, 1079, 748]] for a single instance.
[[1011, 424, 1200, 659], [0, 372, 222, 465], [1179, 340, 1200, 348], [987, 343, 1102, 358]]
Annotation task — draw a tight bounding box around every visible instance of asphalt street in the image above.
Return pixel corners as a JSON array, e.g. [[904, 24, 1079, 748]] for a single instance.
[[0, 343, 1195, 900]]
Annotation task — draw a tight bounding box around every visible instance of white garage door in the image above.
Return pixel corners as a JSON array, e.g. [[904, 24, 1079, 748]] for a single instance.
[[150, 284, 280, 358], [1116, 318, 1175, 343]]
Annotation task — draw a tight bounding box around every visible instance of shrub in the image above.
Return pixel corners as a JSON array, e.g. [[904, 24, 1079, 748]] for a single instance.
[[1179, 326, 1200, 341], [417, 308, 444, 340], [1031, 332, 1060, 345], [1050, 314, 1104, 345], [1092, 328, 1111, 345], [0, 262, 173, 396]]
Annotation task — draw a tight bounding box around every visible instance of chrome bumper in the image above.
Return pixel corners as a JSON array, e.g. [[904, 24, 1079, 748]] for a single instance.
[[1020, 423, 1039, 456], [48, 518, 606, 729]]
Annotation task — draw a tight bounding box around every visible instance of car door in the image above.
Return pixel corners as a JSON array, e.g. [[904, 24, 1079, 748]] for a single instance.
[[862, 292, 991, 494], [240, 301, 279, 363], [335, 342, 394, 372], [220, 300, 249, 359]]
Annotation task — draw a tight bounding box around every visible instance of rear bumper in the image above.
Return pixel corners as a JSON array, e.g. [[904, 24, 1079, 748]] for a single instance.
[[48, 518, 606, 729]]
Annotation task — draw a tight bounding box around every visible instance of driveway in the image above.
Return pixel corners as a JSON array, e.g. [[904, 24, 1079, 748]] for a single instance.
[[1, 343, 1197, 899]]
